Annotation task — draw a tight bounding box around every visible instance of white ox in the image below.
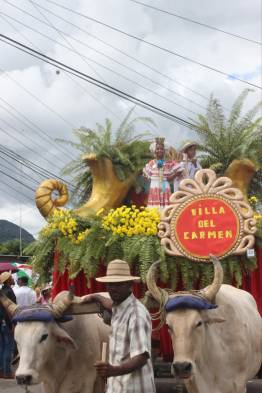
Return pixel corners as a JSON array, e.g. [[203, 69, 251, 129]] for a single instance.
[[146, 256, 262, 393], [0, 291, 110, 393]]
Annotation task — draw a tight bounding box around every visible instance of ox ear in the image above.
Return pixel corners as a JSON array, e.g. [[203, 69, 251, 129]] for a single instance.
[[201, 308, 226, 325], [51, 324, 78, 350]]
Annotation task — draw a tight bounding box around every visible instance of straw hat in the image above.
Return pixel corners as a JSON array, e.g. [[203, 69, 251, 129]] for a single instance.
[[96, 260, 140, 283], [180, 141, 198, 153], [0, 271, 12, 284]]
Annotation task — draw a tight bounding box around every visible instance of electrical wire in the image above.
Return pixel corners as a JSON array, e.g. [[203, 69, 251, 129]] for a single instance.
[[0, 179, 34, 203], [0, 118, 66, 170], [0, 34, 198, 128], [0, 145, 75, 190], [38, 0, 262, 90], [2, 5, 159, 140], [0, 96, 74, 161], [0, 9, 200, 115], [0, 185, 34, 205], [127, 0, 262, 45], [2, 1, 207, 112], [0, 168, 36, 192], [0, 158, 41, 185], [20, 0, 213, 103]]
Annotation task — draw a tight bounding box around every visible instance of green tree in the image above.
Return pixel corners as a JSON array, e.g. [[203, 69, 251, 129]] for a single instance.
[[58, 109, 154, 206], [0, 239, 28, 255], [192, 89, 262, 200]]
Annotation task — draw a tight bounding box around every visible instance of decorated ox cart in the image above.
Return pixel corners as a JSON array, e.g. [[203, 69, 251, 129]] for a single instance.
[[14, 101, 262, 392], [27, 142, 262, 361]]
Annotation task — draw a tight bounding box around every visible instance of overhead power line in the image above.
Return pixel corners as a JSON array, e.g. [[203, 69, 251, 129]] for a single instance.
[[0, 178, 35, 203], [20, 0, 212, 103], [0, 6, 202, 114], [0, 144, 75, 191], [0, 96, 75, 162], [0, 168, 36, 192], [39, 0, 261, 90], [127, 0, 262, 45], [0, 159, 40, 186], [0, 33, 197, 128], [0, 119, 64, 170]]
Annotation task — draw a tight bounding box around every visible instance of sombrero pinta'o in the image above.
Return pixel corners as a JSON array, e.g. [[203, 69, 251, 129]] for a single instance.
[[0, 271, 12, 284], [96, 259, 140, 283], [180, 141, 198, 153]]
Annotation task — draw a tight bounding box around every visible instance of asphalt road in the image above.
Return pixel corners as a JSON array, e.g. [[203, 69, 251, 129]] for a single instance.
[[2, 377, 262, 393], [0, 379, 42, 393]]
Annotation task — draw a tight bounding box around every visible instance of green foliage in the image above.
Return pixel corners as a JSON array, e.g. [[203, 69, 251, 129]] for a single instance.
[[27, 210, 258, 289], [0, 239, 29, 255], [57, 109, 154, 206], [192, 89, 262, 201]]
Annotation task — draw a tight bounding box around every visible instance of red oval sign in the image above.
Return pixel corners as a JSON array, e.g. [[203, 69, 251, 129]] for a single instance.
[[171, 196, 240, 259]]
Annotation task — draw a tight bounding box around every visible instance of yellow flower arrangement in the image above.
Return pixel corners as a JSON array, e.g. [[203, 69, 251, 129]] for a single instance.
[[41, 209, 89, 244], [249, 196, 262, 222], [254, 213, 262, 222], [100, 205, 160, 237]]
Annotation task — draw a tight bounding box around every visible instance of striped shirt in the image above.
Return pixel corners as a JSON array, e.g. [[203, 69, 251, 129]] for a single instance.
[[107, 293, 156, 393]]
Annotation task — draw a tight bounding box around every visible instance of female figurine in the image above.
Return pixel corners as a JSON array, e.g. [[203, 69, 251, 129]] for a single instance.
[[143, 137, 180, 210]]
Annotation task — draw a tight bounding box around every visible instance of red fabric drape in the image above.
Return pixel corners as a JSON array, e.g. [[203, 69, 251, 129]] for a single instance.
[[241, 246, 262, 316]]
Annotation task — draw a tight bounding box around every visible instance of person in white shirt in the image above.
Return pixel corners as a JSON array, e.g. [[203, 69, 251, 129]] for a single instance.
[[13, 276, 36, 307]]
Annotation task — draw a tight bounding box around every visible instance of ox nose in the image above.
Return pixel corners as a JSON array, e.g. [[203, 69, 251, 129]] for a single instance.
[[173, 362, 192, 377], [16, 375, 32, 385]]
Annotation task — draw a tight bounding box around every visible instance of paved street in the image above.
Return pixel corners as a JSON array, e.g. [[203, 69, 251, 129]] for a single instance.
[[0, 379, 42, 393]]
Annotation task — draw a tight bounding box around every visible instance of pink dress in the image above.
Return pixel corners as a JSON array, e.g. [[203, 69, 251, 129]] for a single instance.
[[143, 159, 178, 210]]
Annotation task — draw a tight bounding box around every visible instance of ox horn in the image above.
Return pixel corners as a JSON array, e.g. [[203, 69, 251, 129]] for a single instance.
[[199, 255, 224, 302], [52, 290, 74, 318], [146, 260, 169, 305], [0, 291, 18, 317]]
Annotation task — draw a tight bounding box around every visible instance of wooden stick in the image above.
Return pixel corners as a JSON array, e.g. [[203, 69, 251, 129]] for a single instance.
[[101, 342, 107, 362]]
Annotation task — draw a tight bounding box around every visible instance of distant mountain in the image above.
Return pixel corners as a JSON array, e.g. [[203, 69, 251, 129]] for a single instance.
[[0, 220, 34, 244]]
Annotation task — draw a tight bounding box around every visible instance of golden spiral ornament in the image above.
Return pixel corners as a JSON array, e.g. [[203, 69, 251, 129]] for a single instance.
[[35, 179, 69, 219]]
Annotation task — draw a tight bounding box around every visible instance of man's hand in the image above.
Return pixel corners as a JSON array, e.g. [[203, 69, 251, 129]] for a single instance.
[[95, 353, 149, 378], [80, 294, 113, 311], [95, 361, 116, 378]]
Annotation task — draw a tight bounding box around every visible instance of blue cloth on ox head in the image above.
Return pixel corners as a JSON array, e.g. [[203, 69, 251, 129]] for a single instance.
[[165, 296, 218, 313], [12, 305, 73, 323], [12, 306, 54, 323]]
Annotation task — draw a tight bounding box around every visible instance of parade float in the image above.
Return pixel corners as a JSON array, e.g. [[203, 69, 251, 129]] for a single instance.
[[26, 92, 262, 359]]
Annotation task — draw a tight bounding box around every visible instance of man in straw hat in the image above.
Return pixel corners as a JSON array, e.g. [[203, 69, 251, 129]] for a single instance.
[[0, 271, 16, 379], [81, 259, 156, 393]]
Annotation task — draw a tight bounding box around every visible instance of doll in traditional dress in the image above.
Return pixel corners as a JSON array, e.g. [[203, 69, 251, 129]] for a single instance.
[[143, 137, 181, 210]]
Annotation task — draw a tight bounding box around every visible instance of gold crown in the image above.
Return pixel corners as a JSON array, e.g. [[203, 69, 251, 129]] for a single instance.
[[155, 137, 165, 146]]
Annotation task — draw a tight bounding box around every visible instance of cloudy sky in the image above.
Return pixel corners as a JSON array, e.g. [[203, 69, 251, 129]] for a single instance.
[[0, 0, 261, 239]]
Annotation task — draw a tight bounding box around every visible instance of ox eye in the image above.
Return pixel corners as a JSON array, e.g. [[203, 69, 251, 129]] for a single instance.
[[195, 321, 203, 328], [39, 334, 48, 343]]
